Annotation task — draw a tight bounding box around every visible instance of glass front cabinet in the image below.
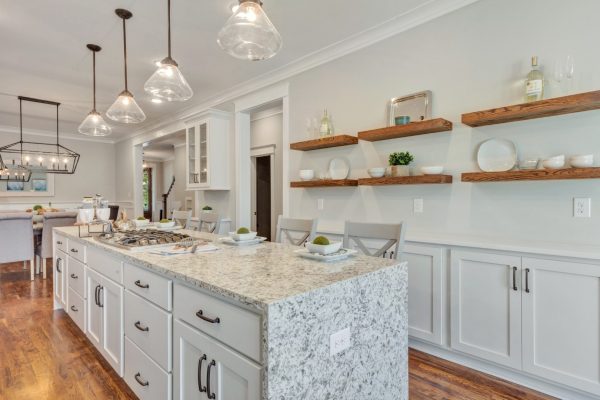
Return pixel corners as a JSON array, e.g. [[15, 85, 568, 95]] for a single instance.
[[185, 111, 231, 190]]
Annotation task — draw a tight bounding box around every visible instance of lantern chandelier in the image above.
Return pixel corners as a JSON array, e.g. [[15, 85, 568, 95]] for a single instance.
[[0, 96, 80, 176]]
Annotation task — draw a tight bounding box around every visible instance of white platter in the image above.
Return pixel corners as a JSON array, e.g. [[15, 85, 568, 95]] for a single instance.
[[294, 248, 358, 262], [328, 158, 350, 180], [147, 225, 184, 232], [220, 237, 267, 246], [477, 138, 517, 172]]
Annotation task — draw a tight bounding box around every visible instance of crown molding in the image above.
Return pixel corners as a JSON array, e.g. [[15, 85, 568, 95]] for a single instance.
[[117, 0, 480, 144], [0, 124, 117, 144]]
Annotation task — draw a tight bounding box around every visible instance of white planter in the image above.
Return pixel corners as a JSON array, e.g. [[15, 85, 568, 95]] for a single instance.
[[390, 165, 410, 177]]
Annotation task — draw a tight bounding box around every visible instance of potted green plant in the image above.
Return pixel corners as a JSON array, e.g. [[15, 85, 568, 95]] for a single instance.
[[202, 205, 213, 213], [388, 152, 414, 177]]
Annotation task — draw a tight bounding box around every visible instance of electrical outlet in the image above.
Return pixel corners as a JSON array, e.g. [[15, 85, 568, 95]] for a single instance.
[[574, 198, 591, 218], [330, 327, 351, 356], [317, 199, 324, 211], [413, 198, 424, 214]]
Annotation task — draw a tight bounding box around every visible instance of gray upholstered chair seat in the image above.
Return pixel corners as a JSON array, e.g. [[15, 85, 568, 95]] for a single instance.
[[0, 212, 35, 280]]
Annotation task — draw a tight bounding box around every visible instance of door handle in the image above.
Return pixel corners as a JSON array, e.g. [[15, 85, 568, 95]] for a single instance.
[[525, 268, 530, 293], [134, 280, 149, 289], [134, 372, 149, 387], [134, 321, 149, 332], [206, 360, 216, 399], [197, 354, 207, 393], [196, 309, 221, 324], [512, 266, 517, 291]]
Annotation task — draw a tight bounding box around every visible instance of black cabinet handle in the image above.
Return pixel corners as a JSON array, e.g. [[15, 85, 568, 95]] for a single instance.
[[134, 280, 149, 289], [512, 267, 517, 291], [56, 240, 63, 245], [134, 372, 149, 387], [94, 285, 100, 306], [134, 321, 149, 332], [197, 354, 207, 393], [70, 305, 78, 312], [196, 310, 220, 324], [206, 360, 216, 399], [56, 258, 62, 273], [525, 268, 530, 293], [70, 273, 78, 279], [98, 286, 104, 308], [70, 248, 78, 253]]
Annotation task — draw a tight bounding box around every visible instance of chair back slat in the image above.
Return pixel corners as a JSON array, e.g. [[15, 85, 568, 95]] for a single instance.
[[172, 210, 192, 229], [275, 216, 318, 246], [343, 221, 406, 259], [199, 213, 221, 234]]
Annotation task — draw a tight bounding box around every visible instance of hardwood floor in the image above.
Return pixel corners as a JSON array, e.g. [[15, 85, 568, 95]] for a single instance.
[[0, 260, 556, 400]]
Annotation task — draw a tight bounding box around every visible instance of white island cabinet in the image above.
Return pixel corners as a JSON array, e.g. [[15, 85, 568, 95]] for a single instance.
[[52, 226, 408, 400]]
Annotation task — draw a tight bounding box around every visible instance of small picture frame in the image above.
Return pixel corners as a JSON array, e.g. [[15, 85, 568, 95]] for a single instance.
[[7, 181, 24, 191], [32, 179, 47, 192]]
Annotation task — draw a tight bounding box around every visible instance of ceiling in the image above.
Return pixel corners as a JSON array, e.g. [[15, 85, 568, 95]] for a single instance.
[[143, 129, 185, 160], [0, 0, 439, 141]]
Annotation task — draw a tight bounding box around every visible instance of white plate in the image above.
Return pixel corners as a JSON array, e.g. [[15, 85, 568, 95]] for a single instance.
[[294, 248, 358, 262], [146, 225, 184, 232], [220, 237, 267, 246], [328, 158, 350, 180], [477, 138, 517, 172]]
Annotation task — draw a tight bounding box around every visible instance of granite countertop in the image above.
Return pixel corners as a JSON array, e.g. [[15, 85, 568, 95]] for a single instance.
[[54, 226, 400, 310]]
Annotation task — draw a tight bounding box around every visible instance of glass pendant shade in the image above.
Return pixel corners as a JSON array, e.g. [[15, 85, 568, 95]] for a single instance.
[[217, 0, 282, 61], [144, 59, 193, 102], [106, 90, 146, 124], [78, 110, 112, 136]]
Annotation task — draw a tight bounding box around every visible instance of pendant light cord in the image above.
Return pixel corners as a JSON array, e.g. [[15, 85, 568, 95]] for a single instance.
[[167, 0, 172, 59], [122, 17, 128, 91], [92, 50, 97, 110]]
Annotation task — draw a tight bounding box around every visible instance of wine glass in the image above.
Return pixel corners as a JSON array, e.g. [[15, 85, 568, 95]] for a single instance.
[[552, 59, 565, 96], [565, 55, 575, 94]]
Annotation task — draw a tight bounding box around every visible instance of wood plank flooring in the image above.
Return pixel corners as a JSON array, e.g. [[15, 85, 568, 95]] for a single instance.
[[0, 261, 556, 400]]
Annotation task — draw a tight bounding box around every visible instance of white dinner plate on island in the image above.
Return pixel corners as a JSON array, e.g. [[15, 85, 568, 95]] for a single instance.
[[220, 236, 267, 246], [294, 248, 358, 262]]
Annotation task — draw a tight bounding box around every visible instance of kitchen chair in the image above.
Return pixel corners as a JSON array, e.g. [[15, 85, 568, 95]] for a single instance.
[[172, 210, 192, 229], [0, 213, 35, 280], [35, 212, 77, 279], [198, 213, 221, 234], [275, 216, 318, 246], [342, 221, 406, 259]]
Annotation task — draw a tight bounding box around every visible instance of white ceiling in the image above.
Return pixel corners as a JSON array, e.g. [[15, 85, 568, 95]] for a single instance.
[[0, 0, 450, 141], [143, 129, 185, 160]]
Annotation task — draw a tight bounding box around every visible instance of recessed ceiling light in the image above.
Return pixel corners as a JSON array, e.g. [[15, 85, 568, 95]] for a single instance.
[[151, 98, 163, 104]]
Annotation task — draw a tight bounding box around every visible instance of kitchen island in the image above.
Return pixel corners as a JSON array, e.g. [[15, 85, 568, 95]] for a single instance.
[[52, 226, 408, 400]]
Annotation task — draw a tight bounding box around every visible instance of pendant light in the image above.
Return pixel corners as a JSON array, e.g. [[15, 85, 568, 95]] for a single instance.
[[79, 44, 112, 136], [217, 0, 282, 61], [144, 0, 193, 102], [106, 9, 146, 124]]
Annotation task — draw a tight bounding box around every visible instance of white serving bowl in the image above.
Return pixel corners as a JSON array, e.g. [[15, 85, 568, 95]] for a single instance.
[[157, 220, 176, 229], [306, 241, 343, 255], [132, 219, 150, 228], [542, 155, 565, 169], [367, 167, 386, 178], [229, 231, 258, 241], [420, 166, 444, 175], [570, 154, 594, 168], [299, 169, 315, 181]]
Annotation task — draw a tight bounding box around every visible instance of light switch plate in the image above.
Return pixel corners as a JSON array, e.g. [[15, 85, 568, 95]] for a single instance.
[[414, 198, 424, 214], [330, 327, 351, 356], [574, 198, 591, 218]]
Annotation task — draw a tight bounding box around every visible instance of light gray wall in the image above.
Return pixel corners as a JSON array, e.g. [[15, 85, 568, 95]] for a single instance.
[[287, 0, 600, 244]]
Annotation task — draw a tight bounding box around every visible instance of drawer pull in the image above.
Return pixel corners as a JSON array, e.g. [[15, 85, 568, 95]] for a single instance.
[[134, 372, 149, 387], [134, 321, 149, 332], [134, 280, 150, 289], [56, 258, 62, 273], [196, 309, 220, 324], [70, 248, 78, 253], [525, 268, 531, 293], [512, 266, 517, 291], [70, 273, 78, 279], [56, 241, 63, 245], [197, 354, 207, 393], [206, 360, 216, 399], [70, 305, 78, 312]]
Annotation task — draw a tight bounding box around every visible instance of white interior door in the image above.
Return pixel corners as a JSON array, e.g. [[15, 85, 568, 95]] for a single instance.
[[450, 250, 522, 369], [522, 257, 600, 396]]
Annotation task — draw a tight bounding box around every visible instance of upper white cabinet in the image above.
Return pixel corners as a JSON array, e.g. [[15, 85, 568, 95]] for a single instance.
[[450, 250, 522, 369], [522, 257, 600, 396], [185, 110, 231, 191]]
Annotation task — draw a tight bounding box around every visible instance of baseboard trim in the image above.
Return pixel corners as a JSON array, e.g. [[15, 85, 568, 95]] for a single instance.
[[409, 339, 597, 400]]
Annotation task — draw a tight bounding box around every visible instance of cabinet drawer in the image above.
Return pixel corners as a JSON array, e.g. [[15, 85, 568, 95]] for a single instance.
[[174, 284, 261, 362], [67, 288, 85, 333], [54, 234, 68, 254], [124, 337, 171, 400], [124, 263, 172, 311], [68, 257, 86, 298], [67, 240, 86, 264], [124, 290, 172, 372], [88, 246, 123, 284]]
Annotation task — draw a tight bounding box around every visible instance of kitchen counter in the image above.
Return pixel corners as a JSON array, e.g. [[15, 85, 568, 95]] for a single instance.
[[54, 226, 408, 399]]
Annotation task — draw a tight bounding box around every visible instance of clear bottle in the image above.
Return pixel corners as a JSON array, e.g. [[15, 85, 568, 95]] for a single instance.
[[319, 109, 332, 137], [525, 56, 544, 102]]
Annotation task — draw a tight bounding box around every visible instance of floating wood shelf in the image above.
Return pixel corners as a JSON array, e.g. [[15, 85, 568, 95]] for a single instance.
[[358, 175, 453, 186], [461, 168, 600, 182], [462, 90, 600, 127], [357, 118, 453, 142], [290, 179, 358, 188], [290, 135, 358, 151]]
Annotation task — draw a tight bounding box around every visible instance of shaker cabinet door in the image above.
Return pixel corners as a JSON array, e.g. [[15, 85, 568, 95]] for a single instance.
[[101, 276, 124, 376], [86, 267, 103, 350], [54, 254, 65, 306]]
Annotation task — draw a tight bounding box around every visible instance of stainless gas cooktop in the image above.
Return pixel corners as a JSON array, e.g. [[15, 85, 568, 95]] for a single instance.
[[95, 230, 191, 252]]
